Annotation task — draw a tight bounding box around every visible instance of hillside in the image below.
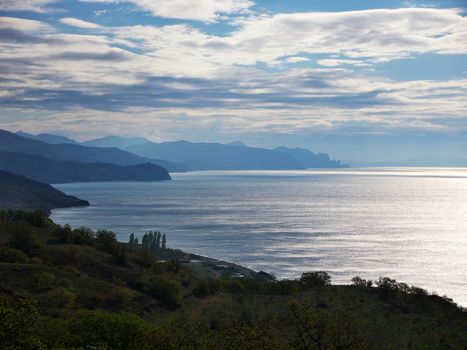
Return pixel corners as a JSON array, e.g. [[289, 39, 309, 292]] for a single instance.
[[0, 171, 89, 212], [0, 129, 149, 166], [0, 212, 466, 349], [0, 151, 171, 183]]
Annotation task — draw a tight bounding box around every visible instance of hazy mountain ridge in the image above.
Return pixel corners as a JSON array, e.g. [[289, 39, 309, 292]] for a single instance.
[[15, 131, 78, 145], [0, 170, 89, 212], [274, 146, 348, 168], [0, 151, 171, 184], [125, 140, 306, 170], [83, 135, 346, 170]]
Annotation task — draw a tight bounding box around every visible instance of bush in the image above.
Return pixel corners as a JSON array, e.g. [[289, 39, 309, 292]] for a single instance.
[[48, 287, 76, 309], [0, 210, 50, 228], [0, 246, 30, 263], [300, 271, 331, 288], [8, 223, 40, 254], [111, 286, 135, 304], [193, 281, 210, 298], [67, 311, 150, 350], [351, 276, 373, 288], [268, 280, 299, 295], [35, 272, 55, 289], [96, 230, 118, 254], [71, 227, 94, 245], [111, 245, 130, 266], [0, 295, 43, 349], [54, 224, 72, 243], [141, 274, 182, 307]]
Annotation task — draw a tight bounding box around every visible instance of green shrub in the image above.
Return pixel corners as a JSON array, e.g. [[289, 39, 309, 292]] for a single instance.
[[8, 223, 40, 254], [0, 246, 30, 263], [141, 274, 182, 307], [193, 280, 210, 298], [110, 245, 130, 266], [67, 311, 150, 350], [71, 227, 94, 245], [48, 287, 76, 309], [36, 272, 55, 289], [0, 294, 43, 349], [111, 286, 135, 304], [0, 209, 50, 228]]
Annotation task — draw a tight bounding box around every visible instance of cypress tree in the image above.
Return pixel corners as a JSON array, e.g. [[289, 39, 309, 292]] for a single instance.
[[129, 233, 135, 250], [156, 232, 161, 252], [161, 233, 166, 250], [142, 233, 149, 251]]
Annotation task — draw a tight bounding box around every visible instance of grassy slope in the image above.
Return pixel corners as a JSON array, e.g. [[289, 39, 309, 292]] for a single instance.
[[0, 213, 466, 349]]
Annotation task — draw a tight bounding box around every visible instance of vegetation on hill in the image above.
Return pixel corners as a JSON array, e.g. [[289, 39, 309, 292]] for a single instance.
[[0, 171, 89, 213], [1, 210, 466, 349], [0, 151, 171, 183]]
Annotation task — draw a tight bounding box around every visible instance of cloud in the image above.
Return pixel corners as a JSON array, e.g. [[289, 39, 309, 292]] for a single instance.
[[0, 8, 466, 139], [0, 0, 57, 13], [80, 0, 254, 22], [59, 17, 102, 29]]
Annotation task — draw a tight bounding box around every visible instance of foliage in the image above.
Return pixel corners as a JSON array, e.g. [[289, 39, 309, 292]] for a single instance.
[[287, 300, 370, 350], [0, 294, 43, 350], [8, 222, 40, 254], [48, 287, 76, 309], [35, 271, 55, 289], [300, 271, 331, 288], [351, 276, 373, 288], [141, 274, 182, 307], [95, 230, 118, 254], [0, 209, 50, 228], [0, 246, 29, 263]]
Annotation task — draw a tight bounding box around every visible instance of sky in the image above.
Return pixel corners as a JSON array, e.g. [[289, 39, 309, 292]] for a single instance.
[[0, 0, 466, 162]]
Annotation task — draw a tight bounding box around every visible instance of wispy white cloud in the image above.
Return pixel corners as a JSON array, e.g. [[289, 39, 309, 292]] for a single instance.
[[59, 17, 102, 29], [0, 7, 466, 139], [80, 0, 254, 22], [0, 0, 57, 13]]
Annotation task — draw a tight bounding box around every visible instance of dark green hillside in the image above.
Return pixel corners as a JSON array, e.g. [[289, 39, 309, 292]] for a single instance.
[[0, 171, 89, 212], [0, 151, 171, 183], [0, 211, 466, 349]]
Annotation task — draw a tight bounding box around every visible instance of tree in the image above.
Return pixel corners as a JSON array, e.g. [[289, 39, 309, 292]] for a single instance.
[[299, 271, 331, 288], [161, 233, 166, 250], [128, 233, 135, 250], [156, 232, 161, 252], [8, 222, 40, 254], [141, 233, 150, 251], [141, 274, 182, 307], [351, 276, 372, 288], [95, 230, 118, 254], [287, 300, 369, 350]]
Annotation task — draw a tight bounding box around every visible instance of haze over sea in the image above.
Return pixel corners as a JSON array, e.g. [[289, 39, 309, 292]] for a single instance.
[[51, 168, 467, 306]]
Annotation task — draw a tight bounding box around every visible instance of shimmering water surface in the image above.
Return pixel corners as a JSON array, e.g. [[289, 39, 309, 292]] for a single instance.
[[51, 168, 467, 305]]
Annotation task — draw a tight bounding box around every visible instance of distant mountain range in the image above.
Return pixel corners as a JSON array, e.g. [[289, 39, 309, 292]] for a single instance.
[[85, 135, 346, 170], [0, 170, 89, 213], [0, 151, 171, 184], [16, 131, 78, 145]]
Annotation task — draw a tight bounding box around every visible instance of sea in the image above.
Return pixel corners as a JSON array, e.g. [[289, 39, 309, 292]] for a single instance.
[[51, 168, 467, 306]]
